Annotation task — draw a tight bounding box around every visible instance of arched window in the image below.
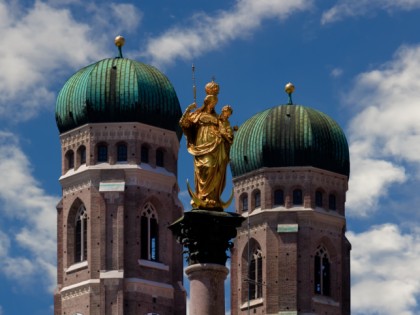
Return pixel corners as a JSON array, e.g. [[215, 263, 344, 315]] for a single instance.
[[293, 189, 303, 205], [329, 194, 337, 210], [97, 143, 108, 162], [315, 190, 323, 208], [156, 149, 164, 167], [314, 245, 330, 296], [140, 203, 159, 261], [241, 194, 248, 212], [274, 189, 284, 206], [253, 190, 261, 209], [141, 145, 149, 163], [248, 249, 263, 300], [77, 146, 86, 165], [75, 205, 88, 263], [117, 143, 128, 162], [66, 150, 74, 170], [241, 239, 263, 303]]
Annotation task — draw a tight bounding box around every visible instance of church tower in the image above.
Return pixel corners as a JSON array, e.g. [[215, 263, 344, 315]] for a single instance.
[[53, 37, 186, 315], [230, 84, 351, 315]]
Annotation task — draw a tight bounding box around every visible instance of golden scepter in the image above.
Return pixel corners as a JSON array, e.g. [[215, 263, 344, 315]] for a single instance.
[[192, 64, 196, 104]]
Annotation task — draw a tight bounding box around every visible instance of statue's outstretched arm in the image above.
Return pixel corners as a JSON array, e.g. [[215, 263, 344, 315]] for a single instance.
[[179, 103, 197, 128]]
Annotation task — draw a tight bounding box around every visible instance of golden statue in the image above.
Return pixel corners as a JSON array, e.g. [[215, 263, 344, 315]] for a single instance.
[[180, 80, 234, 211]]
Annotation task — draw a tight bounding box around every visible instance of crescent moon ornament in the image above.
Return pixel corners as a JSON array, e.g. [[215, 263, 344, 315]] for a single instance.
[[186, 179, 206, 209]]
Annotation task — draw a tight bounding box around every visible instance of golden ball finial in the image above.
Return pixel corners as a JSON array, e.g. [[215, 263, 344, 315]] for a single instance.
[[114, 35, 125, 48], [285, 82, 295, 94]]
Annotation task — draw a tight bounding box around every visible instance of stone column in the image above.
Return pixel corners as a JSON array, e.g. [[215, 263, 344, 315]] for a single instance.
[[185, 263, 229, 315], [169, 210, 244, 315]]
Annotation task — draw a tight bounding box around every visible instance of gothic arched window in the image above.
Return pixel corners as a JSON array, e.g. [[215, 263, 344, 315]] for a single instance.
[[141, 145, 149, 163], [117, 143, 128, 162], [274, 189, 284, 206], [66, 150, 74, 170], [97, 143, 108, 162], [314, 245, 330, 296], [75, 205, 88, 263], [140, 203, 159, 261], [293, 189, 303, 205], [241, 194, 248, 212], [248, 249, 263, 300], [77, 145, 86, 165], [329, 194, 337, 210], [156, 149, 164, 167], [253, 190, 261, 209], [315, 190, 323, 208]]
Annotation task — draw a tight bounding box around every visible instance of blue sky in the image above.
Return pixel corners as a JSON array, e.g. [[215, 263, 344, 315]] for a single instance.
[[1, 0, 420, 314]]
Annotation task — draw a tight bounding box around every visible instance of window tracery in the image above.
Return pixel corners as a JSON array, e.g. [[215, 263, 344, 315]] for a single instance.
[[75, 205, 88, 263], [314, 245, 330, 296], [141, 203, 159, 261], [248, 248, 263, 300]]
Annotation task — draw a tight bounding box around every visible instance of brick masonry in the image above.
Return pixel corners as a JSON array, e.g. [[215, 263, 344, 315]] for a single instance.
[[54, 122, 186, 315], [231, 167, 351, 315]]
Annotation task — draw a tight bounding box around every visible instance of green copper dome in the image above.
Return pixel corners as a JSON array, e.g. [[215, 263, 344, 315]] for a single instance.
[[230, 105, 350, 178], [55, 58, 182, 137]]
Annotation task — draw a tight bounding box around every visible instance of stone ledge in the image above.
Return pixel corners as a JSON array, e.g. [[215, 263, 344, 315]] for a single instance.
[[138, 259, 169, 271], [240, 297, 264, 310], [65, 260, 88, 274]]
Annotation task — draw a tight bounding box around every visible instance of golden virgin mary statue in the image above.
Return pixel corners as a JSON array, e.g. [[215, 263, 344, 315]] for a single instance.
[[179, 80, 234, 211]]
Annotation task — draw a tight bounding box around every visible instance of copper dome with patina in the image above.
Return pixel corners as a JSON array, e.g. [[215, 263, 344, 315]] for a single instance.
[[55, 43, 182, 137], [230, 101, 350, 178]]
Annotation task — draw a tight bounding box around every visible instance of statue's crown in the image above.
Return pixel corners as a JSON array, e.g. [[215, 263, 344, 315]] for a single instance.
[[205, 80, 220, 96]]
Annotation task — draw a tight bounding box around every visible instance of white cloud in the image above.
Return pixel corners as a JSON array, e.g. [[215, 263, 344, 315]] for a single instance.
[[110, 3, 142, 31], [3, 257, 38, 280], [0, 1, 144, 122], [0, 1, 112, 121], [330, 67, 343, 77], [143, 0, 312, 67], [347, 144, 406, 216], [345, 44, 420, 216], [349, 224, 420, 314], [0, 230, 11, 258], [322, 0, 420, 24], [82, 2, 142, 38], [0, 131, 59, 290]]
